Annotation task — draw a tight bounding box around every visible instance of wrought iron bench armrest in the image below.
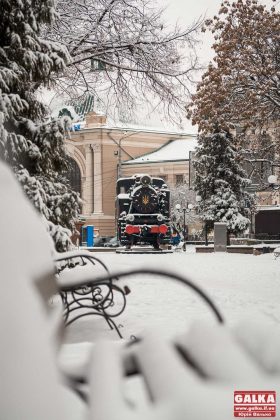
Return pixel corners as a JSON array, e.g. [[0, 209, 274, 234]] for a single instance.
[[54, 251, 128, 338], [55, 250, 110, 274]]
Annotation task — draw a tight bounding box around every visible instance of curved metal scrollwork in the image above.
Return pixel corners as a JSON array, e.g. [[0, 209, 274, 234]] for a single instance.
[[55, 252, 128, 339], [79, 267, 224, 324]]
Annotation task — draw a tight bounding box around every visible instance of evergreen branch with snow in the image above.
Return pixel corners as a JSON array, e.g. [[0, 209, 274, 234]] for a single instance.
[[0, 0, 81, 251], [194, 130, 254, 235]]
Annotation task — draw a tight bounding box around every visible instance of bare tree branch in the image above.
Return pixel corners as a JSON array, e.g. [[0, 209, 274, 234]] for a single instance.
[[46, 0, 202, 122]]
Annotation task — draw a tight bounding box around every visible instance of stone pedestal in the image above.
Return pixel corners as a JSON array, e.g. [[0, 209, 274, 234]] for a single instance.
[[214, 222, 227, 252]]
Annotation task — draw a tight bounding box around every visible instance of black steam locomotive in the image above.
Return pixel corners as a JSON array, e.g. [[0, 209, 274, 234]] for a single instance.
[[116, 174, 171, 249]]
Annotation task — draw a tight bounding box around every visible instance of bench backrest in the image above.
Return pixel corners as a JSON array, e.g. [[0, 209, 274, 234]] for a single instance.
[[0, 162, 81, 420]]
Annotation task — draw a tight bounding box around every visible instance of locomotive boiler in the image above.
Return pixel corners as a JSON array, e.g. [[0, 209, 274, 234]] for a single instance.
[[116, 174, 171, 249]]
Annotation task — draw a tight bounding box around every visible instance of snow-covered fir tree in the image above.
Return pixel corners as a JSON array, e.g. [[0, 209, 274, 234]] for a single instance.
[[0, 0, 81, 251], [194, 130, 254, 235]]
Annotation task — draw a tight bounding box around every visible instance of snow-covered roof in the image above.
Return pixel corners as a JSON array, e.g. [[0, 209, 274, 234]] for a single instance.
[[257, 205, 280, 211], [123, 137, 198, 165]]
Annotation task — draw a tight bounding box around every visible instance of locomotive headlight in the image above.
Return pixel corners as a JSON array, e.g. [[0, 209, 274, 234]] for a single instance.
[[126, 214, 135, 222], [157, 214, 164, 222], [140, 175, 152, 186]]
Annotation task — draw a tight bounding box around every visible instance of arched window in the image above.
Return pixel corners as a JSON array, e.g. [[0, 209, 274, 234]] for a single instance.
[[66, 157, 82, 196]]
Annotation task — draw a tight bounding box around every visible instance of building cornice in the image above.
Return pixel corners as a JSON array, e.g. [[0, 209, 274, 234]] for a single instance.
[[71, 126, 197, 137], [122, 158, 189, 165]]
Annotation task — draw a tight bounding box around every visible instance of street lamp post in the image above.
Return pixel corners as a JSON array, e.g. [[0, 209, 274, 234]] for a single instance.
[[115, 130, 145, 179], [175, 203, 194, 251], [117, 134, 127, 179], [183, 207, 187, 252], [108, 130, 136, 179]]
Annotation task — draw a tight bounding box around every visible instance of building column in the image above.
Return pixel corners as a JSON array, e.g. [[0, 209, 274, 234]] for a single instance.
[[91, 143, 103, 214], [84, 144, 94, 214]]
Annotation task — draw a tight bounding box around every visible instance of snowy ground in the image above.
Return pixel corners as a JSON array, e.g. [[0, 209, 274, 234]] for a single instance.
[[57, 247, 280, 420], [60, 248, 280, 368]]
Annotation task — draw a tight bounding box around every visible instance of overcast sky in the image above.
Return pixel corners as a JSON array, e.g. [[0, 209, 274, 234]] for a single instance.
[[163, 0, 277, 63], [163, 0, 221, 64]]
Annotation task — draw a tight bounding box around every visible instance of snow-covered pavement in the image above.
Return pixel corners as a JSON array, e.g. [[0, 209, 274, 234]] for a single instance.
[[64, 249, 280, 344]]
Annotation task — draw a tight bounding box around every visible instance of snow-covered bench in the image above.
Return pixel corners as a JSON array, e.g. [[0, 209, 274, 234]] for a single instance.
[[0, 161, 131, 416], [0, 161, 128, 339], [0, 161, 87, 419], [2, 161, 280, 420]]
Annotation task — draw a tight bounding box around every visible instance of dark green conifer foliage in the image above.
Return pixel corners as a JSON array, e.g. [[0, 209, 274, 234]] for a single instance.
[[0, 0, 81, 251]]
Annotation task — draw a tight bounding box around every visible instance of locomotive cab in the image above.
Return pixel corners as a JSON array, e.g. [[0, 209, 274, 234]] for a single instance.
[[116, 174, 171, 249]]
